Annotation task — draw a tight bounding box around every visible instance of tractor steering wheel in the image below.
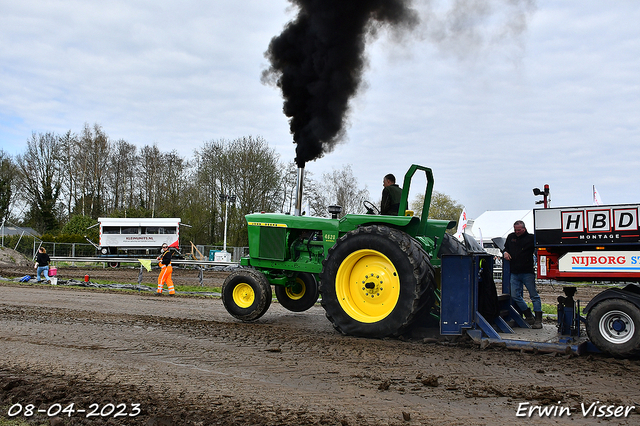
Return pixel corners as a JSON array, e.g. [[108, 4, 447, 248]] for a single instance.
[[363, 200, 380, 215]]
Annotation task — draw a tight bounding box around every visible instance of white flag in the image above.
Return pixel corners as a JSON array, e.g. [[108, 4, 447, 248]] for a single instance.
[[593, 185, 603, 206], [454, 208, 468, 241]]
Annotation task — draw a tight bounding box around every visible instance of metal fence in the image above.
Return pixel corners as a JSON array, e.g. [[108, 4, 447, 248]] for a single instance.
[[188, 244, 249, 262], [4, 240, 249, 262], [39, 242, 98, 258]]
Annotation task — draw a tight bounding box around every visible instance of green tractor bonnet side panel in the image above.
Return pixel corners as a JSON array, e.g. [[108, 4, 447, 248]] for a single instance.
[[245, 213, 339, 275]]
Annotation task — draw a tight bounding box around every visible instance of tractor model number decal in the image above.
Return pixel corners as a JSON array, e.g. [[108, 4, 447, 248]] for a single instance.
[[247, 222, 287, 228], [324, 233, 337, 242]]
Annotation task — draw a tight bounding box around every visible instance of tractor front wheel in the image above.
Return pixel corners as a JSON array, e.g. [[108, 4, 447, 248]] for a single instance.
[[275, 272, 319, 312], [320, 225, 435, 338], [222, 268, 272, 321]]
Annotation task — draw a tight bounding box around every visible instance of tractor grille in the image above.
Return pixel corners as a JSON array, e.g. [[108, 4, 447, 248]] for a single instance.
[[258, 226, 286, 260]]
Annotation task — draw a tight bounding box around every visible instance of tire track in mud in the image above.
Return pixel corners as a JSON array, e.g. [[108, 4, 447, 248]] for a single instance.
[[1, 302, 637, 394], [1, 303, 387, 422], [1, 285, 640, 425]]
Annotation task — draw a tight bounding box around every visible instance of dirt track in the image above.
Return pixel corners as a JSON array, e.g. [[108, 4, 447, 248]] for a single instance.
[[1, 274, 640, 426]]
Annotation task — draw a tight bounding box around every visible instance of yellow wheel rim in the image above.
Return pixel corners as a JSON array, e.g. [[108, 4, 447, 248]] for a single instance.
[[233, 283, 255, 308], [286, 277, 306, 300], [335, 249, 400, 323]]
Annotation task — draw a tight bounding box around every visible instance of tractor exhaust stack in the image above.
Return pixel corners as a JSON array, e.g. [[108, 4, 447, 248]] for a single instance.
[[294, 166, 304, 216]]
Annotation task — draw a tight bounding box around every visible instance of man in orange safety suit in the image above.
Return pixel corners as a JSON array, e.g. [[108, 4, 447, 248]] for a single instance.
[[156, 243, 175, 295]]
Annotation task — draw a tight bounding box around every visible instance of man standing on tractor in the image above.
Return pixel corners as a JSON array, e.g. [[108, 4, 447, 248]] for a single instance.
[[156, 243, 175, 295], [381, 174, 402, 215], [504, 220, 542, 328]]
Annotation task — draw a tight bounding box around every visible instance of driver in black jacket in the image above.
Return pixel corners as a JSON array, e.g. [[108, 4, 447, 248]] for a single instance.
[[380, 174, 402, 215]]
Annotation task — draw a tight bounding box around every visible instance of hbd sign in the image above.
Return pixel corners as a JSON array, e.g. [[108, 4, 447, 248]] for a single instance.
[[534, 204, 640, 246], [561, 208, 638, 233]]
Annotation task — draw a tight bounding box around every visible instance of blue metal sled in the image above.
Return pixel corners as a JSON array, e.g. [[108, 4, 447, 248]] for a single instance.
[[440, 254, 598, 355]]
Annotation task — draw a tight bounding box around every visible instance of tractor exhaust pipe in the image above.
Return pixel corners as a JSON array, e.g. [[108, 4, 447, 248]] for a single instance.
[[294, 166, 304, 216]]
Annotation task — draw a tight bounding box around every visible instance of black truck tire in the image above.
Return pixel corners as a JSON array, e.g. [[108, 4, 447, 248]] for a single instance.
[[320, 225, 435, 338], [586, 298, 640, 358], [275, 272, 319, 312], [222, 268, 272, 321]]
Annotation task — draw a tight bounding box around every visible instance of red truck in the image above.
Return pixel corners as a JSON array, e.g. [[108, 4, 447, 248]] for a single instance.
[[534, 204, 640, 357]]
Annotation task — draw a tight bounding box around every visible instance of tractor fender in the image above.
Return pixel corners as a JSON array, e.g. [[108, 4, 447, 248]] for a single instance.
[[583, 283, 640, 314], [338, 215, 420, 236]]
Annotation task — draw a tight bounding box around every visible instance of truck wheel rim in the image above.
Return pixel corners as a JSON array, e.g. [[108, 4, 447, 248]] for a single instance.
[[335, 249, 400, 323], [599, 310, 635, 344], [233, 283, 255, 308], [286, 277, 306, 300]]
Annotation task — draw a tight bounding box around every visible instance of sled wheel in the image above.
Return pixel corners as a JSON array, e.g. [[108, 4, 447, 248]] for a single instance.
[[586, 298, 640, 358], [275, 273, 319, 312], [320, 225, 435, 338], [222, 268, 272, 321]]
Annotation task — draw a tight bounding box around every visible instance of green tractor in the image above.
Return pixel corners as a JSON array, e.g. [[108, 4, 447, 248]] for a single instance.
[[222, 164, 456, 337]]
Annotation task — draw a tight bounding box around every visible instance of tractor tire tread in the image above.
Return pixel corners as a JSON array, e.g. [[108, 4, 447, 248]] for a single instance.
[[320, 225, 436, 338]]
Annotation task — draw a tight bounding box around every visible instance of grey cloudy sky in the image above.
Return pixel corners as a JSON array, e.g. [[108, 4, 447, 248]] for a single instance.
[[1, 1, 639, 219]]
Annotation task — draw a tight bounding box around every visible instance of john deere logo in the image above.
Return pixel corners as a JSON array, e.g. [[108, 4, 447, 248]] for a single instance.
[[247, 222, 287, 228]]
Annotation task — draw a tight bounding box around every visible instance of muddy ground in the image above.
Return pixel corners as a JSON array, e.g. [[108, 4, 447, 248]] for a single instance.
[[1, 268, 639, 426]]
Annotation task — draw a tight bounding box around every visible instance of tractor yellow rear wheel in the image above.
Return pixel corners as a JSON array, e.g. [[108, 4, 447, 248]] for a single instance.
[[334, 249, 400, 323], [320, 225, 435, 338]]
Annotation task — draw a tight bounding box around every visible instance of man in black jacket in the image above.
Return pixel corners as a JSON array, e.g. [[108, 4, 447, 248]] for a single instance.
[[504, 220, 542, 328], [380, 174, 402, 215]]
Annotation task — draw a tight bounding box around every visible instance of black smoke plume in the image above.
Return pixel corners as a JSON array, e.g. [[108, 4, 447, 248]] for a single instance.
[[263, 0, 418, 167]]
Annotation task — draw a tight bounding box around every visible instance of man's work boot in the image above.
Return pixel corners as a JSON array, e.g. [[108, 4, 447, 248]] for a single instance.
[[523, 308, 535, 326], [532, 311, 543, 329]]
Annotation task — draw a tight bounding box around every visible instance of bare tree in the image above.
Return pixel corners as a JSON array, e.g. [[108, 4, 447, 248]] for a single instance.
[[107, 139, 138, 213], [309, 164, 370, 218], [193, 139, 225, 242], [16, 132, 63, 233], [70, 123, 111, 217], [155, 150, 190, 218], [0, 150, 18, 223], [57, 130, 80, 219], [224, 136, 281, 211], [278, 161, 317, 215], [9, 127, 290, 248], [138, 144, 164, 217], [191, 136, 282, 245], [223, 136, 282, 246]]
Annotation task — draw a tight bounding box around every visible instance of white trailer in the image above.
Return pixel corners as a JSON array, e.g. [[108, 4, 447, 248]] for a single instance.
[[97, 217, 181, 255]]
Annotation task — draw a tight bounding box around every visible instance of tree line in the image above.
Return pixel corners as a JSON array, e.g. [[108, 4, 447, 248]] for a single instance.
[[0, 123, 375, 247]]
